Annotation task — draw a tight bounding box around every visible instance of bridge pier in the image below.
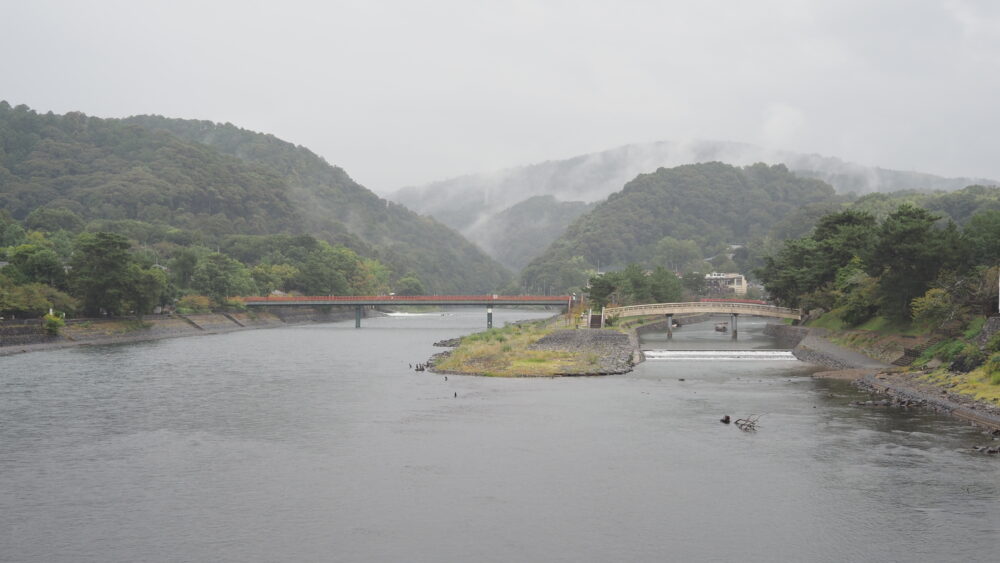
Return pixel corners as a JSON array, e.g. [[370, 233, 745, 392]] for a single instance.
[[666, 314, 673, 339], [487, 305, 493, 329], [355, 305, 362, 328], [731, 313, 738, 340]]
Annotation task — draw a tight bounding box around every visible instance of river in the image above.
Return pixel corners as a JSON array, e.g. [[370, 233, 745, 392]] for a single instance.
[[1, 311, 998, 562]]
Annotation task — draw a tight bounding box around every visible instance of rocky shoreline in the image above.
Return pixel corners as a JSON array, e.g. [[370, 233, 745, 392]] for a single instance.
[[765, 323, 1000, 432], [529, 329, 635, 375]]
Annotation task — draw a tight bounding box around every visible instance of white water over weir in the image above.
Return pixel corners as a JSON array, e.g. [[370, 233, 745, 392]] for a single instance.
[[643, 349, 798, 360]]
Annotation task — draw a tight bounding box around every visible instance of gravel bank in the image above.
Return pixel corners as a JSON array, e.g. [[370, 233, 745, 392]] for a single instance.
[[783, 325, 1000, 431], [529, 329, 635, 375], [857, 371, 1000, 431]]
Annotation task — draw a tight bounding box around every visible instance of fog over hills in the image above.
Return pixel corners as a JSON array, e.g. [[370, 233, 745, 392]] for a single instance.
[[392, 140, 997, 270]]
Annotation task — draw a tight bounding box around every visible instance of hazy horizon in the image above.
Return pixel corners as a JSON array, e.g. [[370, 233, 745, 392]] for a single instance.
[[4, 1, 999, 192]]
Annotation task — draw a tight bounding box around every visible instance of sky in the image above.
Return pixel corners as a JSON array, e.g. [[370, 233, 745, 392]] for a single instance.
[[3, 0, 1000, 192]]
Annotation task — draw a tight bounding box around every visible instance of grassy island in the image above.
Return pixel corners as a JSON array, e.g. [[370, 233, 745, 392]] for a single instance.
[[432, 319, 635, 377]]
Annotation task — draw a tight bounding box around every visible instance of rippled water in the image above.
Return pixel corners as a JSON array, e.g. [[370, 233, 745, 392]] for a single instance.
[[2, 311, 998, 562]]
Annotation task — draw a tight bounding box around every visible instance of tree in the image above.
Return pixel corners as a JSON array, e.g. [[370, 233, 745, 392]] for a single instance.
[[964, 210, 1000, 264], [649, 267, 682, 302], [868, 205, 967, 319], [8, 244, 66, 288], [395, 276, 425, 296], [124, 265, 168, 319], [587, 273, 619, 309], [681, 271, 706, 297], [191, 253, 256, 304], [68, 232, 133, 316], [653, 237, 701, 272], [24, 207, 85, 233]]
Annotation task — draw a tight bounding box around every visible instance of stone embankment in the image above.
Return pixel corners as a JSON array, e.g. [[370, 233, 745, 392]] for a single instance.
[[765, 323, 887, 371], [765, 322, 1000, 432], [856, 371, 1000, 431], [0, 308, 359, 356], [529, 329, 635, 375]]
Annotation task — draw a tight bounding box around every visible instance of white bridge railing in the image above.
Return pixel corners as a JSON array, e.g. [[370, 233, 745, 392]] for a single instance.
[[603, 301, 801, 320]]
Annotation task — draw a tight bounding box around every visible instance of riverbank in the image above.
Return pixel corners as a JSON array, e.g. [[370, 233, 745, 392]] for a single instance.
[[0, 307, 363, 356], [765, 322, 1000, 431]]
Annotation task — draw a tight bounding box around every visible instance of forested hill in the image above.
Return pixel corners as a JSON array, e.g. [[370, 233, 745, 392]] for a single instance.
[[519, 162, 842, 293], [124, 114, 511, 293], [0, 103, 510, 293], [392, 140, 994, 273]]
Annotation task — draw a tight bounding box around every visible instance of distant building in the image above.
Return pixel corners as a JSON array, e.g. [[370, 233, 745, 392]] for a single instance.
[[705, 272, 747, 295]]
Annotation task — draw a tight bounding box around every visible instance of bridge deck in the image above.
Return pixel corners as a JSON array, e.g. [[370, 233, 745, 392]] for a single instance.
[[605, 301, 801, 320], [237, 295, 573, 307]]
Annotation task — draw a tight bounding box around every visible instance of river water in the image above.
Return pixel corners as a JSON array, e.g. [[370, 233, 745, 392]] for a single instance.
[[2, 311, 998, 562]]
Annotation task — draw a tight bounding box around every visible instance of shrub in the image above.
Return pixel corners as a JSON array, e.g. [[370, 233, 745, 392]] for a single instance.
[[177, 294, 212, 313], [222, 298, 248, 312], [985, 331, 1000, 354], [42, 313, 65, 335], [950, 343, 985, 373]]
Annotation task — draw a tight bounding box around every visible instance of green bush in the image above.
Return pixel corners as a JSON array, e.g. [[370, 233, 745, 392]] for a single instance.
[[177, 294, 212, 313], [985, 353, 1000, 385], [985, 331, 1000, 354], [42, 313, 65, 335], [951, 343, 985, 373]]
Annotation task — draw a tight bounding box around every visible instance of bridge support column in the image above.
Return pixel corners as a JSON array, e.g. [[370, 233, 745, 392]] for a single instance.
[[355, 305, 362, 328], [731, 313, 738, 340], [666, 314, 673, 339], [487, 305, 493, 329]]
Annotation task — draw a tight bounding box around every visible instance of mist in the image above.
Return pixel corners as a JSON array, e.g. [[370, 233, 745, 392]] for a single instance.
[[2, 1, 999, 192]]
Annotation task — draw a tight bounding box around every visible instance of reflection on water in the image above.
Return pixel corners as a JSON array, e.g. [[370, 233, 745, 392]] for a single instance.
[[1, 311, 998, 562]]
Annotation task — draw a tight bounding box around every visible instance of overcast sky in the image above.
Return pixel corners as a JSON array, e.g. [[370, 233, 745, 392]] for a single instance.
[[4, 0, 999, 192]]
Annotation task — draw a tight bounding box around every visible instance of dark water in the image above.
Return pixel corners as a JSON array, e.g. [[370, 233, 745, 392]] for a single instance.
[[2, 311, 998, 562]]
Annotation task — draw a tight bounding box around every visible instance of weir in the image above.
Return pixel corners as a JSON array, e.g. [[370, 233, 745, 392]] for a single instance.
[[642, 350, 797, 360]]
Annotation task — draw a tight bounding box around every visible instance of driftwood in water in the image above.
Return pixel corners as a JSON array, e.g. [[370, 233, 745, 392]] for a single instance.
[[734, 414, 761, 432]]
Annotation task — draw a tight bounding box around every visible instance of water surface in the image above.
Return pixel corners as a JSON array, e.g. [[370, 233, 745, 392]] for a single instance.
[[2, 311, 998, 562]]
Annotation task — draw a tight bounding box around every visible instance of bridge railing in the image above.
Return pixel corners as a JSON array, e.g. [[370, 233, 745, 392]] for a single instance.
[[235, 295, 572, 303], [604, 301, 801, 319]]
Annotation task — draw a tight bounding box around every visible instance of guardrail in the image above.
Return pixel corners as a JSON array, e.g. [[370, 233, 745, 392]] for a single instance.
[[605, 301, 801, 320], [236, 295, 573, 304]]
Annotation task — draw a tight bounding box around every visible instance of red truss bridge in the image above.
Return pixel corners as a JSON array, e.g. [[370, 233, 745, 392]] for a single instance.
[[235, 295, 574, 328]]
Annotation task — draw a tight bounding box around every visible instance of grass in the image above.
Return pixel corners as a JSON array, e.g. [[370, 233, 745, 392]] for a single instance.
[[963, 316, 987, 339], [854, 315, 925, 336], [434, 320, 613, 377], [807, 309, 846, 331], [921, 367, 1000, 403]]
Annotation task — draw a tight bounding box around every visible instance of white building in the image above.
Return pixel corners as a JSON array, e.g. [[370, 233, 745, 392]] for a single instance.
[[705, 272, 747, 295]]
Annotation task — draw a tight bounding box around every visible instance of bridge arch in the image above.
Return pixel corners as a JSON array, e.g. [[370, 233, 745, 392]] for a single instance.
[[603, 301, 801, 321]]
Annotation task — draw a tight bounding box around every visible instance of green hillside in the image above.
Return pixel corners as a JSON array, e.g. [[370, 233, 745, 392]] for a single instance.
[[0, 102, 510, 294], [519, 162, 843, 293]]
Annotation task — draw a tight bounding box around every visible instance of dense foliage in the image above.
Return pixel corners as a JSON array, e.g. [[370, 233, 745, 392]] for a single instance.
[[0, 102, 510, 297], [586, 265, 683, 309], [519, 162, 844, 294], [756, 204, 1000, 324], [0, 211, 394, 317]]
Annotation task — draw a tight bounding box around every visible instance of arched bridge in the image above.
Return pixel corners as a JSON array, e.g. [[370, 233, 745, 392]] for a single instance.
[[604, 301, 801, 321], [236, 295, 573, 328], [602, 300, 801, 339]]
